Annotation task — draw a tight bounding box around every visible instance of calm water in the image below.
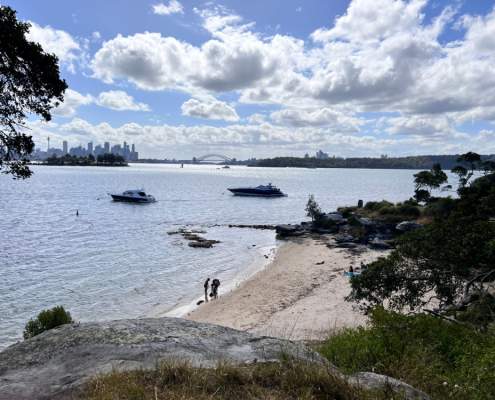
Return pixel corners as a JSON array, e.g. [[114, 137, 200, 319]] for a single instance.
[[1, 164, 426, 348]]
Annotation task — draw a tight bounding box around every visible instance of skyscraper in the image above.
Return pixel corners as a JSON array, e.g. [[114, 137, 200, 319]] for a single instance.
[[104, 142, 110, 154], [63, 141, 68, 155], [87, 142, 93, 155]]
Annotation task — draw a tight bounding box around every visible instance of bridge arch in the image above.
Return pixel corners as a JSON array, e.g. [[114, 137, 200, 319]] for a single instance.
[[195, 154, 232, 163]]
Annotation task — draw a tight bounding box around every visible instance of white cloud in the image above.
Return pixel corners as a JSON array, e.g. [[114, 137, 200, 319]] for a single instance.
[[385, 115, 456, 137], [246, 113, 266, 124], [91, 9, 305, 93], [27, 22, 81, 72], [97, 90, 150, 111], [85, 0, 495, 154], [152, 1, 184, 15], [270, 108, 363, 132], [52, 89, 93, 117], [181, 97, 239, 121]]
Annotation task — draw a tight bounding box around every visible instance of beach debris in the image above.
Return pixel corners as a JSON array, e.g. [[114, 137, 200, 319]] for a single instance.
[[315, 261, 325, 265]]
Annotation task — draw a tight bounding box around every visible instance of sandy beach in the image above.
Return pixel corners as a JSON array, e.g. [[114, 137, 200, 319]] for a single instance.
[[187, 236, 387, 340]]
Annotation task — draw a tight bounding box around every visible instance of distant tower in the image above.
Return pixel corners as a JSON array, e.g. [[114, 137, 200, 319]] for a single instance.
[[87, 142, 93, 155], [63, 141, 68, 155], [47, 136, 50, 151], [104, 141, 110, 154], [131, 144, 135, 153]]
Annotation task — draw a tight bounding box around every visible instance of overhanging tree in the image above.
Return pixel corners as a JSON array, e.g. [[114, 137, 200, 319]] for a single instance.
[[348, 157, 495, 328], [0, 6, 67, 178]]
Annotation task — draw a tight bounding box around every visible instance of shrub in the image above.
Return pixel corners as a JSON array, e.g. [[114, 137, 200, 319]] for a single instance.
[[23, 305, 73, 339], [318, 308, 495, 400], [364, 200, 393, 211]]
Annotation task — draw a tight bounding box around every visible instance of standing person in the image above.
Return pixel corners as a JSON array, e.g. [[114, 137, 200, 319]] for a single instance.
[[203, 278, 210, 303], [211, 278, 221, 299]]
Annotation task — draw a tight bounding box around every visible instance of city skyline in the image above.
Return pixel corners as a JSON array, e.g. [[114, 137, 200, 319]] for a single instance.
[[31, 139, 139, 161]]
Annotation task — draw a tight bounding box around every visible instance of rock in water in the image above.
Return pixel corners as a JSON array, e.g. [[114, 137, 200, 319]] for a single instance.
[[0, 317, 325, 400]]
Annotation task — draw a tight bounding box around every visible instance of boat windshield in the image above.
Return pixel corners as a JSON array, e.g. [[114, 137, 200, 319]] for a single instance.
[[138, 192, 146, 196]]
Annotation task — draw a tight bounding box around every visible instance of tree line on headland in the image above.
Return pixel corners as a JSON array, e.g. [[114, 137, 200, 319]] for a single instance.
[[45, 153, 128, 166], [254, 154, 495, 169]]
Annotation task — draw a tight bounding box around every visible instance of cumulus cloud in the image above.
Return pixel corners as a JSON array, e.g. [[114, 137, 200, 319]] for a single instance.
[[52, 89, 93, 117], [27, 22, 82, 72], [152, 1, 184, 15], [270, 108, 363, 132], [385, 115, 457, 137], [181, 97, 239, 121], [97, 90, 150, 111], [85, 0, 495, 154], [52, 89, 150, 117], [91, 7, 306, 93]]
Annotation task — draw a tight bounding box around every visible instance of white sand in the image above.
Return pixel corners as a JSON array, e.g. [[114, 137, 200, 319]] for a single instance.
[[187, 236, 387, 340]]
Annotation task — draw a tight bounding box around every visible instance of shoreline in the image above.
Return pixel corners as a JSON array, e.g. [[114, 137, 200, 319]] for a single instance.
[[149, 243, 277, 319], [187, 235, 387, 340]]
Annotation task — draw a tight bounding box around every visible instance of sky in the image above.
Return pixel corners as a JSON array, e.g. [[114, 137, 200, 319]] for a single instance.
[[7, 0, 495, 159]]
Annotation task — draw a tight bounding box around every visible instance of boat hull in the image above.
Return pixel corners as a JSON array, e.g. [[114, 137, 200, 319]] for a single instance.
[[228, 189, 286, 197], [110, 194, 155, 203]]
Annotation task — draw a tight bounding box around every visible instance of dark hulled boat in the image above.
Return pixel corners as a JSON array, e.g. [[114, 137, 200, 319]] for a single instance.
[[227, 183, 286, 197]]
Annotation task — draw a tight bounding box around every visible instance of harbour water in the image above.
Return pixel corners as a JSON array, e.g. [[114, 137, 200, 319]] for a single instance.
[[1, 164, 433, 349]]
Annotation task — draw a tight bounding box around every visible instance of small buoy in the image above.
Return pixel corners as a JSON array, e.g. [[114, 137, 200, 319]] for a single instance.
[[76, 210, 79, 216]]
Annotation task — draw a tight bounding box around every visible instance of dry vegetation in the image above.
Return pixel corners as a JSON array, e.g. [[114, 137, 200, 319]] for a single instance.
[[80, 359, 397, 400]]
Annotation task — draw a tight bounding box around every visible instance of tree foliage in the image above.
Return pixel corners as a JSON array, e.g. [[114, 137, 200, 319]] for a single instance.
[[413, 163, 448, 203], [349, 154, 495, 328], [0, 6, 67, 178], [23, 305, 73, 339], [305, 194, 323, 223]]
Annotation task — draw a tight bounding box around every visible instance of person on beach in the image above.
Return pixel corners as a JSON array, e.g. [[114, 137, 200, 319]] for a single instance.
[[210, 278, 220, 299], [204, 278, 210, 303]]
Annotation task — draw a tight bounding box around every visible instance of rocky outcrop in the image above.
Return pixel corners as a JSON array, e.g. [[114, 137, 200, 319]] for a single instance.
[[168, 228, 221, 248], [396, 220, 422, 233], [349, 372, 430, 400], [0, 318, 323, 400], [0, 317, 429, 400]]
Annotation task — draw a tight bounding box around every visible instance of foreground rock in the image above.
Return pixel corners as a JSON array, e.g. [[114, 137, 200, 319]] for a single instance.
[[0, 318, 324, 400], [349, 372, 430, 400], [0, 318, 430, 400]]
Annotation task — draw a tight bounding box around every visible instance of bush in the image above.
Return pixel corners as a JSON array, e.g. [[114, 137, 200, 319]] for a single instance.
[[318, 308, 495, 400], [423, 197, 456, 219], [23, 305, 73, 339], [364, 200, 393, 211]]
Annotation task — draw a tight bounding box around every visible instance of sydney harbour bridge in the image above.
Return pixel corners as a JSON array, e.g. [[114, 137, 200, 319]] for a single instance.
[[192, 154, 233, 163]]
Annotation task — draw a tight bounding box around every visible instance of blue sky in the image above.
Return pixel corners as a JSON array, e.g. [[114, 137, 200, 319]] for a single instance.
[[8, 0, 495, 159]]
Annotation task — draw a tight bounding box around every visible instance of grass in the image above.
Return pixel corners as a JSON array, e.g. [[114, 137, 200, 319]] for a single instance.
[[80, 359, 399, 400], [317, 308, 495, 400]]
